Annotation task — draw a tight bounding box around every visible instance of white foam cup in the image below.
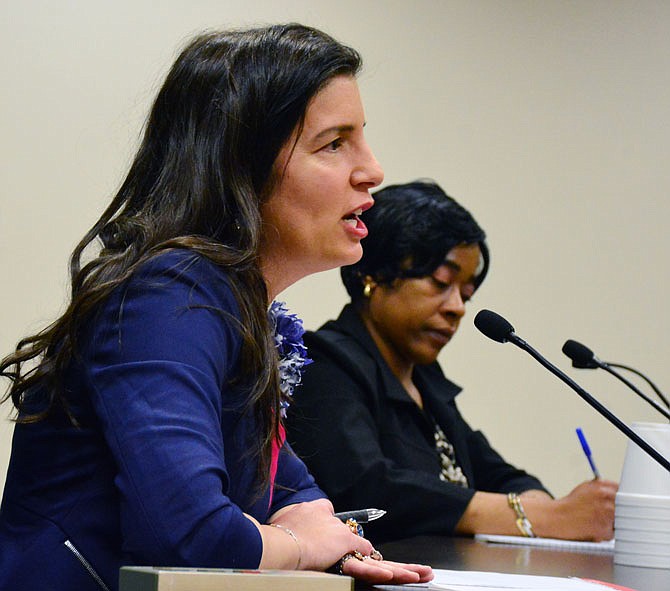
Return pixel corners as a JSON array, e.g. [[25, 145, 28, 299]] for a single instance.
[[615, 515, 670, 532], [615, 527, 670, 544], [617, 422, 670, 497], [614, 422, 670, 568]]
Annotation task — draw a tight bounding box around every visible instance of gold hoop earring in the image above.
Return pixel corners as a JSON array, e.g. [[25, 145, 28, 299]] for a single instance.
[[363, 282, 373, 298]]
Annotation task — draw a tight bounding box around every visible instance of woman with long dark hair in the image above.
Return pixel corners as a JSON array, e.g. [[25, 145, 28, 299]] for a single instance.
[[0, 25, 432, 591]]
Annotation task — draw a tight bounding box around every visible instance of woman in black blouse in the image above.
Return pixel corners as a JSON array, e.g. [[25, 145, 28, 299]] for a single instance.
[[287, 180, 617, 544]]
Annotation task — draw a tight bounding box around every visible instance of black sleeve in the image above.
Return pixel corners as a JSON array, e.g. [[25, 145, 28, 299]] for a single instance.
[[461, 422, 551, 496], [417, 362, 551, 498]]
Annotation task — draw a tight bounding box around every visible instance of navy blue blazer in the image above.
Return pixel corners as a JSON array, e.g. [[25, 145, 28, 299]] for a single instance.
[[0, 251, 324, 591], [286, 304, 548, 543]]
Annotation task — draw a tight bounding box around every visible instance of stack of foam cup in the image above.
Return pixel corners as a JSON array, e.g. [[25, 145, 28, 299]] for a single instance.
[[614, 421, 670, 569]]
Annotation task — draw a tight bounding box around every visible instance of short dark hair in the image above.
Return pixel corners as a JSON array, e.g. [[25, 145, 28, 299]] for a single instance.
[[341, 180, 489, 303]]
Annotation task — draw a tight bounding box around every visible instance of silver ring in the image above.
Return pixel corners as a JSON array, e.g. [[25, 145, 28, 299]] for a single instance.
[[337, 553, 355, 575]]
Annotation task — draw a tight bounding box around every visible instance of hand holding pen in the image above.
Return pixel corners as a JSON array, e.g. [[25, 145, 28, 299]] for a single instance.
[[331, 508, 387, 568]]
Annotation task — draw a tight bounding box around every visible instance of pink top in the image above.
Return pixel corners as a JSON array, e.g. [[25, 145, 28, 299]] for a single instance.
[[268, 423, 286, 508]]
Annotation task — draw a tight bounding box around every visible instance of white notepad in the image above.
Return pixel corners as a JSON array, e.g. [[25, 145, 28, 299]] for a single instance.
[[474, 534, 615, 553], [375, 568, 624, 590]]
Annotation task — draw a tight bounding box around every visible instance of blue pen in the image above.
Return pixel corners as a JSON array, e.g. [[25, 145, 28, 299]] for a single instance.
[[576, 427, 600, 479]]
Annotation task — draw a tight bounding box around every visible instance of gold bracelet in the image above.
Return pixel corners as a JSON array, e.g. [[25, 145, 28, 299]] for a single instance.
[[269, 523, 302, 569], [507, 493, 536, 538]]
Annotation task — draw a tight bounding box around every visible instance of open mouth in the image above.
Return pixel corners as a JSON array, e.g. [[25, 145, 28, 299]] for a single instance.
[[342, 208, 363, 227]]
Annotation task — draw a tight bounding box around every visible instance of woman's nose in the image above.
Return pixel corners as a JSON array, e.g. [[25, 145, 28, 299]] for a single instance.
[[352, 142, 384, 189], [440, 287, 466, 318]]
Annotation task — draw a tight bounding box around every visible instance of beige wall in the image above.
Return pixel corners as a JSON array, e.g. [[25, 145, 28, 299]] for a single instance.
[[2, 1, 669, 502]]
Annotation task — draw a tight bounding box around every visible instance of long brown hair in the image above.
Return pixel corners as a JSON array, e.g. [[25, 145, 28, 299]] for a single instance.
[[1, 23, 362, 488]]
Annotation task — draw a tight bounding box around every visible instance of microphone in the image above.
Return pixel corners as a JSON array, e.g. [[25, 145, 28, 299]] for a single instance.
[[474, 309, 670, 473], [473, 309, 516, 343], [561, 340, 599, 369], [563, 339, 670, 417]]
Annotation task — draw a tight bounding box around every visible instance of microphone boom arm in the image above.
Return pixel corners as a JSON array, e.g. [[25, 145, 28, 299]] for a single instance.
[[508, 333, 670, 473], [598, 363, 670, 421], [605, 361, 670, 410]]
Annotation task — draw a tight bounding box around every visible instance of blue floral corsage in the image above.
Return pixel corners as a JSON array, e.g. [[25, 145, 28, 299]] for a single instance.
[[268, 301, 312, 417]]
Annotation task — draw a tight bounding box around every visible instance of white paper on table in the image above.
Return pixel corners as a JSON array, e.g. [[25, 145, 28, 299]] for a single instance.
[[474, 534, 615, 553], [374, 568, 618, 591]]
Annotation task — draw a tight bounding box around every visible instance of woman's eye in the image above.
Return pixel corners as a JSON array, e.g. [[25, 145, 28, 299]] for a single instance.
[[324, 138, 343, 151]]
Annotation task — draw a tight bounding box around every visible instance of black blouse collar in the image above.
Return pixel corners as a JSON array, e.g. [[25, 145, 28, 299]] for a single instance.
[[322, 304, 463, 407]]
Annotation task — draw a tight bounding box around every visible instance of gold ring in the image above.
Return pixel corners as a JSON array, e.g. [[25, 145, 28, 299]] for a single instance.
[[345, 518, 364, 536]]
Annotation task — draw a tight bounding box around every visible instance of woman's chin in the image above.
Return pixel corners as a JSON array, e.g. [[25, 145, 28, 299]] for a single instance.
[[412, 348, 443, 367], [332, 244, 364, 269]]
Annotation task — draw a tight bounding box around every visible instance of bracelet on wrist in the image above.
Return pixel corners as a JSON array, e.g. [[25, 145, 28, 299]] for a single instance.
[[507, 492, 536, 538], [269, 523, 302, 569]]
